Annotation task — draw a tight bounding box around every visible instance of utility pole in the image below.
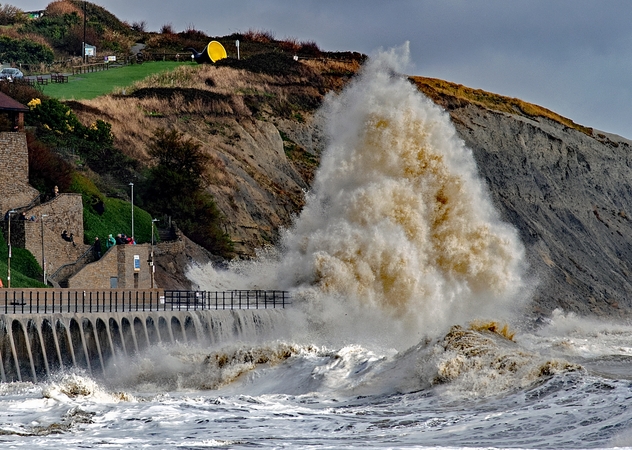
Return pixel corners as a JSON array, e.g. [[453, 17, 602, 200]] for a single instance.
[[83, 1, 86, 64]]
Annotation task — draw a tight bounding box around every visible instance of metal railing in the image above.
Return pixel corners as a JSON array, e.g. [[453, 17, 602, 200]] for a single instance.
[[164, 290, 290, 310], [0, 289, 290, 315]]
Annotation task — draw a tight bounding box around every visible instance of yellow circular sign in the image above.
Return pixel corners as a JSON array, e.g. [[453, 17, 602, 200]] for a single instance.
[[207, 41, 227, 62]]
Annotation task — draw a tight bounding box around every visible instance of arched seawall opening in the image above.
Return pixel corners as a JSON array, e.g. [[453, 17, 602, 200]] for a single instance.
[[0, 310, 286, 382]]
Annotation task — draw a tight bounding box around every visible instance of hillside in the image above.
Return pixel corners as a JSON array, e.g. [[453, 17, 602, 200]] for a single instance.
[[70, 55, 361, 255]]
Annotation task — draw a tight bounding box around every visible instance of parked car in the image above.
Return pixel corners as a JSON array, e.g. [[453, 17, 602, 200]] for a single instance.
[[0, 68, 24, 81]]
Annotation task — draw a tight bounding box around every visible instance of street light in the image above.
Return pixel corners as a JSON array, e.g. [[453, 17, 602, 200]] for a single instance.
[[6, 210, 15, 288], [41, 214, 49, 285], [129, 182, 134, 240], [150, 218, 159, 288]]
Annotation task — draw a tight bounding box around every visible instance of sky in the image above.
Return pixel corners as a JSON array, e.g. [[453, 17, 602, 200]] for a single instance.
[[18, 0, 632, 139]]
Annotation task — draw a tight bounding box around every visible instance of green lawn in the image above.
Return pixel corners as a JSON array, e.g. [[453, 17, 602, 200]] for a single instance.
[[41, 61, 196, 100]]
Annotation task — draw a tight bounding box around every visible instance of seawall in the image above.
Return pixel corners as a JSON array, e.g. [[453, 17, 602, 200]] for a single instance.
[[0, 309, 288, 383]]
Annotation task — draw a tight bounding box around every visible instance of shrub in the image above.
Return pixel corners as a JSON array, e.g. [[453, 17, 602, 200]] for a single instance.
[[160, 23, 174, 34], [142, 128, 233, 257], [243, 29, 275, 43], [0, 5, 27, 25], [0, 36, 54, 64], [131, 21, 146, 33], [26, 132, 74, 195], [46, 0, 83, 18]]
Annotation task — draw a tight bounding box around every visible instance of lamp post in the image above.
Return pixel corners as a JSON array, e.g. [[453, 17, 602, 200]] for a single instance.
[[129, 182, 134, 240], [83, 1, 86, 64], [150, 218, 159, 288], [41, 214, 49, 285], [6, 210, 15, 288]]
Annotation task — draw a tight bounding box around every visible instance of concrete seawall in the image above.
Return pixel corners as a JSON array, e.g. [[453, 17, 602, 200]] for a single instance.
[[0, 308, 288, 383]]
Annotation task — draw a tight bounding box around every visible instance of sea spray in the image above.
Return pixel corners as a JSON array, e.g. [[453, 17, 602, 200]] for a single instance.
[[189, 44, 529, 348], [277, 44, 528, 344]]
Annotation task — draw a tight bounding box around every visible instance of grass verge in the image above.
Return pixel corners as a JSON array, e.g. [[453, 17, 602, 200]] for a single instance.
[[41, 61, 196, 100]]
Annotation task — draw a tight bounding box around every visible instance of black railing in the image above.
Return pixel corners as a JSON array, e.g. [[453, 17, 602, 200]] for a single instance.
[[163, 290, 290, 310], [0, 290, 290, 315]]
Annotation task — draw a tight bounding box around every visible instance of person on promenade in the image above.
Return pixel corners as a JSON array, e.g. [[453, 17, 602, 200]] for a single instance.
[[93, 236, 102, 260], [106, 234, 116, 249]]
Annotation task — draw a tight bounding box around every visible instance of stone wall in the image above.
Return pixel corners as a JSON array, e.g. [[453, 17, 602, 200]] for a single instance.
[[0, 132, 39, 214], [10, 194, 88, 276], [68, 244, 151, 289]]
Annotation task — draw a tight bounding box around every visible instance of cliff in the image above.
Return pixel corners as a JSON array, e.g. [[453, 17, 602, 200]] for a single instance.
[[412, 77, 632, 318]]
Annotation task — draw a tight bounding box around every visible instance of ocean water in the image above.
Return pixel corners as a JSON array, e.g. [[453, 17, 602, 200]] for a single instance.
[[2, 45, 631, 449]]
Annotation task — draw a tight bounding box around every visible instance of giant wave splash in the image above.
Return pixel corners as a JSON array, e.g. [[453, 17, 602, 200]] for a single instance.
[[190, 44, 529, 349]]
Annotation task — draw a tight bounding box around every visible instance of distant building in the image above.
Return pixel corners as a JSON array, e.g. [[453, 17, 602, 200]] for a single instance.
[[25, 10, 45, 20]]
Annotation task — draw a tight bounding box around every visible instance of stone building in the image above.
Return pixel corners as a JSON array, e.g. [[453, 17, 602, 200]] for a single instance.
[[0, 99, 153, 289], [68, 243, 152, 289]]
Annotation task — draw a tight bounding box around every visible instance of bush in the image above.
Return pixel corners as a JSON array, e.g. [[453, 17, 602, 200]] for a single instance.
[[26, 133, 74, 195], [27, 98, 137, 177], [0, 36, 54, 65], [142, 128, 233, 257], [0, 5, 27, 25]]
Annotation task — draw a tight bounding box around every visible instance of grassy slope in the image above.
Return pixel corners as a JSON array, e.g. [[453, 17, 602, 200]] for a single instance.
[[0, 231, 45, 288], [41, 61, 195, 100]]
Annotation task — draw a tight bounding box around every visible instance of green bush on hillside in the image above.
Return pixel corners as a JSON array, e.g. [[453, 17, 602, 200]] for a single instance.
[[142, 128, 232, 257], [0, 36, 54, 65], [26, 98, 137, 178]]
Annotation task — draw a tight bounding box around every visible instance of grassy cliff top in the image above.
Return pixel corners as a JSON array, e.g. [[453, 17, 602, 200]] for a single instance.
[[410, 76, 593, 137]]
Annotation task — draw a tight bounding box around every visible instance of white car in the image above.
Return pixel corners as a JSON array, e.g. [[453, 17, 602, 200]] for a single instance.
[[0, 68, 24, 81]]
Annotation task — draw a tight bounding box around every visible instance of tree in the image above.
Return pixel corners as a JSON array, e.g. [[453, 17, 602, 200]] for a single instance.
[[143, 128, 233, 257]]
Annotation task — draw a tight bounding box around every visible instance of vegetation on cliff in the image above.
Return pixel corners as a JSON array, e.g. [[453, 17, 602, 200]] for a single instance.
[[410, 76, 593, 136]]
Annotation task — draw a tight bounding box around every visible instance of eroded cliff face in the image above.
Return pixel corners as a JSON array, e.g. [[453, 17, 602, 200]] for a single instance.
[[447, 104, 632, 317]]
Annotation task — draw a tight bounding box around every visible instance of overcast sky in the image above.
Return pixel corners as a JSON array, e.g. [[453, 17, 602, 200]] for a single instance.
[[18, 0, 632, 139]]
